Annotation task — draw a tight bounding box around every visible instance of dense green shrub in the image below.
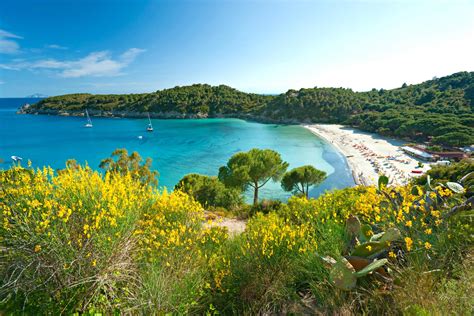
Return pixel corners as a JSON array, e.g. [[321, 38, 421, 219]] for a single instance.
[[174, 173, 243, 209]]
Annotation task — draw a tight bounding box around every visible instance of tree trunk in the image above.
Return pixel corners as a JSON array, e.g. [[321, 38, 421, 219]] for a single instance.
[[300, 182, 308, 199], [253, 185, 259, 206]]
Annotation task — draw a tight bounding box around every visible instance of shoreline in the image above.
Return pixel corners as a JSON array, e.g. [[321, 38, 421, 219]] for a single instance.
[[16, 106, 302, 124], [15, 108, 433, 187], [304, 125, 364, 185], [304, 124, 433, 186]]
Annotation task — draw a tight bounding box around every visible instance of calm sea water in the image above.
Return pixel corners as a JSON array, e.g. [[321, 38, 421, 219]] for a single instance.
[[0, 98, 354, 200]]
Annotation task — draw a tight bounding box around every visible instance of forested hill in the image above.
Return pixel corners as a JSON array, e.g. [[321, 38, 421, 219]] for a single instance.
[[26, 84, 272, 116], [22, 71, 474, 146], [262, 71, 474, 146]]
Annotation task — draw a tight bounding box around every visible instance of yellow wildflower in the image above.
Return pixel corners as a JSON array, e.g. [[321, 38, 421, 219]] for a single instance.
[[405, 237, 413, 251]]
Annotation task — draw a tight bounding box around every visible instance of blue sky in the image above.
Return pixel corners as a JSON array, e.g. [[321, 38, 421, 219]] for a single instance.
[[0, 0, 473, 97]]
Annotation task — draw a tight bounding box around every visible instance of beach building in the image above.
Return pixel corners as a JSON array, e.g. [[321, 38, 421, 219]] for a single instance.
[[461, 146, 474, 153], [432, 151, 468, 161], [405, 145, 469, 161], [401, 146, 435, 161], [434, 160, 451, 166]]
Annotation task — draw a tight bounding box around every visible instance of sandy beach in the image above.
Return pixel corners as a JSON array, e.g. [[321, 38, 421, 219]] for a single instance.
[[304, 124, 433, 186]]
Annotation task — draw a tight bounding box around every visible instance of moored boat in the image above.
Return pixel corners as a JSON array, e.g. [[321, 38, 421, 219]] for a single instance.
[[11, 155, 23, 162], [84, 109, 93, 128], [146, 113, 153, 132]]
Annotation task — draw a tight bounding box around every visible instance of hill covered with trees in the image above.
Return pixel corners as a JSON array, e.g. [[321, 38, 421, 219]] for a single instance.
[[22, 71, 474, 146], [24, 84, 272, 116], [262, 72, 474, 146]]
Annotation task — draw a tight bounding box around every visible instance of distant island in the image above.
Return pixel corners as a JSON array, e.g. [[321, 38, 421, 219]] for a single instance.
[[25, 93, 48, 98], [18, 71, 474, 147]]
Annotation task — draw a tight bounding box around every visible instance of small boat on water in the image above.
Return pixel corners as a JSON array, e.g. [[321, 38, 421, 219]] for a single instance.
[[146, 113, 153, 132], [84, 109, 93, 128], [11, 155, 23, 162]]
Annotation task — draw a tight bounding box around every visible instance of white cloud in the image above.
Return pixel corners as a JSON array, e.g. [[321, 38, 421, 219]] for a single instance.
[[46, 44, 68, 50], [62, 51, 121, 78], [33, 59, 68, 69], [120, 48, 146, 63], [0, 30, 22, 39], [0, 29, 23, 54], [0, 48, 146, 78], [0, 63, 18, 70]]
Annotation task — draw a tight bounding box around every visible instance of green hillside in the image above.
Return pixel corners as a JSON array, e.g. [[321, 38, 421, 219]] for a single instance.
[[29, 84, 272, 115], [25, 71, 474, 146]]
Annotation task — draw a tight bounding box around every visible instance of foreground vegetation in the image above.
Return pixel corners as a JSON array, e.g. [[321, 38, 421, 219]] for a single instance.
[[1, 153, 473, 314], [25, 71, 474, 146]]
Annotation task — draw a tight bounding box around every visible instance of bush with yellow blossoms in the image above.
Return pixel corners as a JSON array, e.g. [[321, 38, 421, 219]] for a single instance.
[[1, 165, 154, 311], [241, 212, 317, 262], [0, 165, 228, 314], [1, 160, 472, 315], [131, 190, 228, 314], [357, 181, 466, 256], [207, 211, 319, 313]]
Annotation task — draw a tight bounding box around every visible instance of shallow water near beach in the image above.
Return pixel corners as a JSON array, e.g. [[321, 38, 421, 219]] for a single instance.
[[0, 98, 354, 200]]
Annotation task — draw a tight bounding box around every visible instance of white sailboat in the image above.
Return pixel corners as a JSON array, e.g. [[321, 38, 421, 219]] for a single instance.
[[11, 155, 23, 162], [146, 113, 153, 132], [84, 109, 93, 128]]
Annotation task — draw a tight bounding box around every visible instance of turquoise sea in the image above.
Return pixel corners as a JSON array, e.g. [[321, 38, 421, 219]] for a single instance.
[[0, 98, 354, 200]]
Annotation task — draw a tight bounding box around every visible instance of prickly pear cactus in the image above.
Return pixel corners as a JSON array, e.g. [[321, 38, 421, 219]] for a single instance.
[[378, 227, 401, 243], [329, 257, 357, 290], [446, 182, 465, 194], [346, 215, 361, 236], [327, 256, 390, 290], [354, 259, 389, 277], [351, 241, 387, 257]]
